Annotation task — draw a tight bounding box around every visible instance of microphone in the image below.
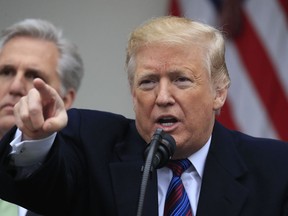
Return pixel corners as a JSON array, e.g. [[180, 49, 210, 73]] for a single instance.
[[152, 132, 176, 168], [137, 128, 176, 216], [144, 128, 176, 169]]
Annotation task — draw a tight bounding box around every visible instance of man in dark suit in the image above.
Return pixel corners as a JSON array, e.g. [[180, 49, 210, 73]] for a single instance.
[[0, 16, 287, 216], [0, 18, 84, 216]]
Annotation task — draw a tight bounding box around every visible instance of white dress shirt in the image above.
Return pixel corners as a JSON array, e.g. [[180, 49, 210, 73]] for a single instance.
[[10, 129, 55, 167], [157, 137, 211, 216]]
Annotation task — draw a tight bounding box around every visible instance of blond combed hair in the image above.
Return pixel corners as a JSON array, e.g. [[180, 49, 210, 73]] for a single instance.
[[126, 16, 230, 91]]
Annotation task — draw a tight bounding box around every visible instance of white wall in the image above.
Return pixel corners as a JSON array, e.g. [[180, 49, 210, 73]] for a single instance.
[[0, 0, 169, 118]]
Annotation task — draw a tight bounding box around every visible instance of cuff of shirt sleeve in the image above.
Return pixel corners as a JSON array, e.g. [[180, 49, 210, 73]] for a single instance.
[[9, 129, 56, 167]]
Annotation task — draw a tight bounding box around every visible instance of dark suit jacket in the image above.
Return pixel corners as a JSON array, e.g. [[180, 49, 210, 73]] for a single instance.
[[26, 210, 43, 216], [0, 108, 288, 216]]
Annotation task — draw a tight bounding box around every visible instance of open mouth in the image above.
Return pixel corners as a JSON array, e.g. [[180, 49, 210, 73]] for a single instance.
[[157, 117, 178, 126]]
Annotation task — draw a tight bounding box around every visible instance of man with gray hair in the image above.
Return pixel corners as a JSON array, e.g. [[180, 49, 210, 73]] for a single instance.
[[0, 18, 84, 216]]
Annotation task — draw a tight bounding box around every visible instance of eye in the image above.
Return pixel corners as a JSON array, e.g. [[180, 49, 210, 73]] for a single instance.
[[174, 76, 192, 88], [175, 76, 190, 82], [0, 66, 15, 77], [138, 79, 157, 90], [25, 69, 44, 80]]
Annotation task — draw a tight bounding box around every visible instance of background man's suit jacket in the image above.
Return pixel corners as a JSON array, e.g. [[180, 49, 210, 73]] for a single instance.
[[0, 108, 288, 216]]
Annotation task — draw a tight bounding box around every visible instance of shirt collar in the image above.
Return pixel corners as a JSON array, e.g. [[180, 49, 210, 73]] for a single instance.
[[187, 136, 211, 179]]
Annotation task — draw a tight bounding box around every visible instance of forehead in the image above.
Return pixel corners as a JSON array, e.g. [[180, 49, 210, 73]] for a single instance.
[[0, 36, 59, 69], [135, 43, 206, 72], [1, 36, 58, 56]]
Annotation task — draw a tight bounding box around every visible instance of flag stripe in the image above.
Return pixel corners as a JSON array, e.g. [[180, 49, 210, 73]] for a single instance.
[[225, 40, 278, 138], [216, 101, 239, 131], [234, 9, 288, 140], [245, 0, 288, 97], [278, 0, 288, 23], [169, 0, 181, 16]]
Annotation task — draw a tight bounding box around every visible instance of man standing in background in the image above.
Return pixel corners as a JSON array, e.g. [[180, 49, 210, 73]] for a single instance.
[[0, 18, 84, 216]]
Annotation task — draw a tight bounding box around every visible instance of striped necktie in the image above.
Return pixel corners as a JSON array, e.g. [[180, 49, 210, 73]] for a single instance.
[[164, 159, 193, 216], [0, 200, 18, 216]]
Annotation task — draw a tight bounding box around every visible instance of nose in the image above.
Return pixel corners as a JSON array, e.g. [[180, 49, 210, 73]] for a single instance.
[[155, 81, 175, 106], [9, 74, 27, 96]]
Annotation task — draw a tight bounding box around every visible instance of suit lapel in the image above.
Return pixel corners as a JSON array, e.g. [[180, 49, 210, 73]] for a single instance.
[[196, 153, 248, 216], [109, 161, 158, 216], [109, 126, 158, 216], [196, 122, 249, 216]]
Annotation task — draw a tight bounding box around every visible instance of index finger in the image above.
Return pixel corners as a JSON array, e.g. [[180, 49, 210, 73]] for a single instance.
[[33, 78, 57, 101]]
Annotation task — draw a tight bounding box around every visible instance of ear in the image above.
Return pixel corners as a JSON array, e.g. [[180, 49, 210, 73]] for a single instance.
[[132, 89, 137, 111], [213, 87, 228, 111], [62, 89, 76, 109]]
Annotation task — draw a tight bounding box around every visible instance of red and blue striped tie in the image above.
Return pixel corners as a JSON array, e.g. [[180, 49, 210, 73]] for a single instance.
[[164, 159, 193, 216]]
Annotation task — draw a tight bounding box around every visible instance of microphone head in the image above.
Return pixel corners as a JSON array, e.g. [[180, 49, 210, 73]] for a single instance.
[[144, 131, 176, 169], [155, 133, 176, 168], [162, 133, 176, 155]]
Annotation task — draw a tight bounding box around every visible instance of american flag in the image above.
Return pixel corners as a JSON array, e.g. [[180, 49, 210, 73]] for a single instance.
[[169, 0, 288, 141]]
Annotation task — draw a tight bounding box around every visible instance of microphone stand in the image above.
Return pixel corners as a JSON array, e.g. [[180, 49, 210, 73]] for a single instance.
[[136, 128, 164, 216]]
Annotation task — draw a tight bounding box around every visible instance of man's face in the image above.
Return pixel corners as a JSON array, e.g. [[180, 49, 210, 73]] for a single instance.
[[0, 36, 61, 137], [132, 43, 225, 158]]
